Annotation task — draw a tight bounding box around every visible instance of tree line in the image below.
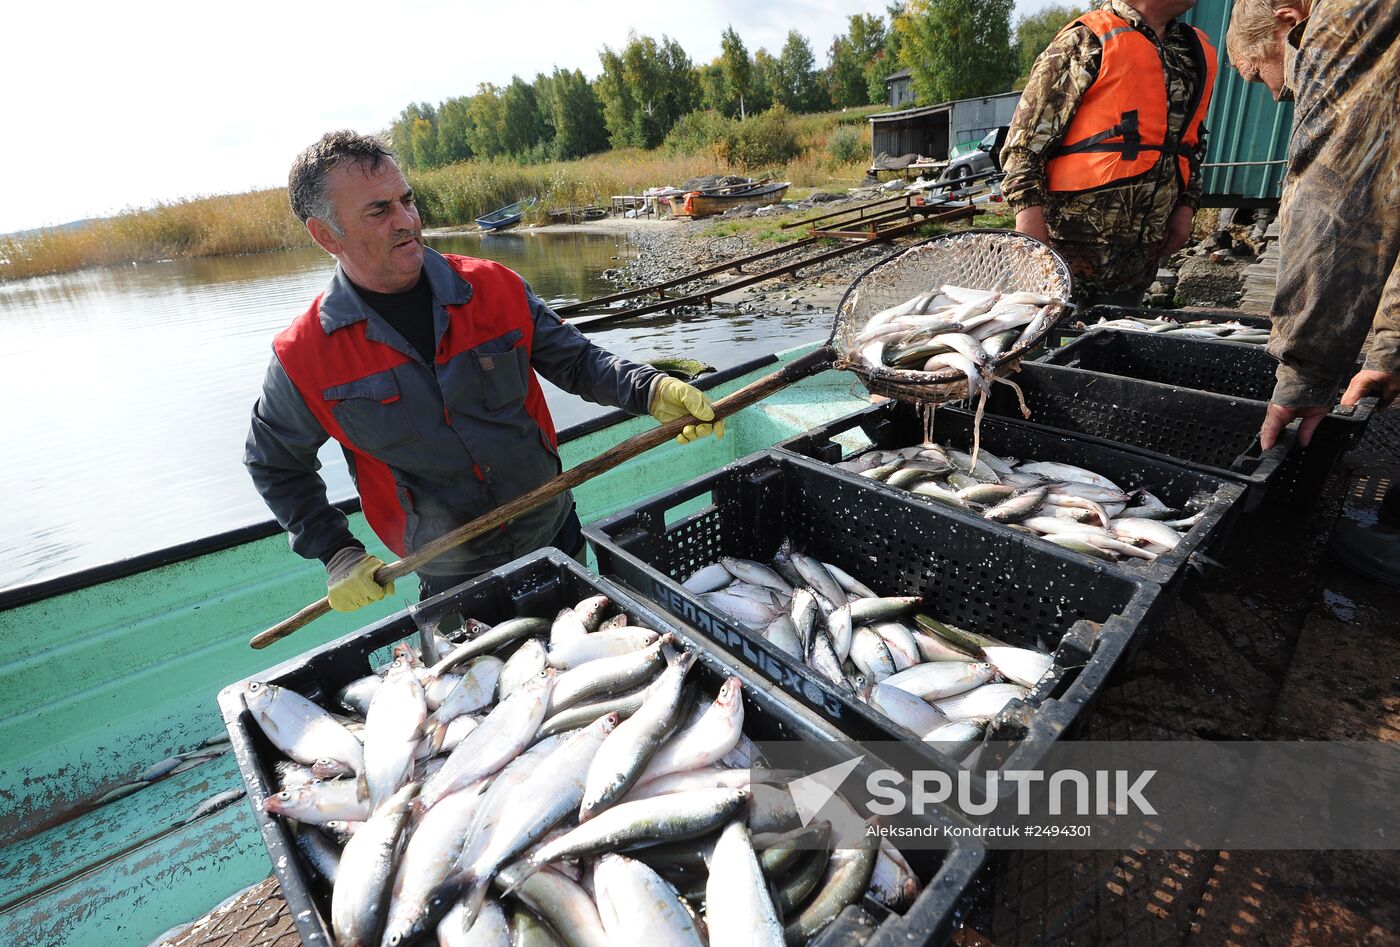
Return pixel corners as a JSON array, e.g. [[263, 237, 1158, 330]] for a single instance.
[[389, 1, 1087, 169]]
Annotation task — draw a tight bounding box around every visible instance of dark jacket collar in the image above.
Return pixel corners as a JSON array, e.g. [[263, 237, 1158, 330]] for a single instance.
[[317, 247, 474, 334]]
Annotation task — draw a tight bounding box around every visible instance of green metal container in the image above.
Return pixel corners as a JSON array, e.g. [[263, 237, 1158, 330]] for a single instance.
[[1184, 0, 1295, 205]]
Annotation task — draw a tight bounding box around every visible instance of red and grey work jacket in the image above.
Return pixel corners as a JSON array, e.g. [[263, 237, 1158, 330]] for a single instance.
[[1047, 9, 1217, 193], [245, 249, 660, 576]]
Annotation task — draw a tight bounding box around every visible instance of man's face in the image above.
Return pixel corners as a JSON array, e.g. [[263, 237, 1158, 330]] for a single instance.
[[317, 158, 423, 293], [1234, 34, 1290, 100]]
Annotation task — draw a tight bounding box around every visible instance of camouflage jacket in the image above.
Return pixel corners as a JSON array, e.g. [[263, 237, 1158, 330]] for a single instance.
[[1267, 0, 1400, 406], [1001, 0, 1209, 297]]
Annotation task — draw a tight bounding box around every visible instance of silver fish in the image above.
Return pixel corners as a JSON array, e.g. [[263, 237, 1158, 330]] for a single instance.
[[363, 659, 428, 813], [783, 820, 880, 943], [636, 676, 744, 786], [428, 657, 502, 728], [264, 778, 369, 825], [550, 608, 589, 648], [496, 639, 547, 700], [580, 650, 695, 820], [572, 594, 610, 632], [547, 628, 660, 669], [790, 552, 847, 607], [379, 779, 489, 946], [681, 562, 732, 594], [437, 898, 509, 947], [849, 627, 897, 681], [418, 672, 555, 813], [982, 646, 1054, 689], [933, 682, 1030, 721], [430, 617, 549, 677], [527, 788, 749, 870], [242, 681, 364, 777], [1017, 461, 1122, 492], [449, 714, 622, 932], [763, 614, 804, 657], [495, 865, 611, 947], [868, 682, 947, 736], [331, 782, 417, 947], [594, 854, 706, 946], [721, 557, 793, 594], [706, 820, 784, 946], [883, 661, 995, 700], [294, 827, 341, 885], [548, 635, 668, 714]]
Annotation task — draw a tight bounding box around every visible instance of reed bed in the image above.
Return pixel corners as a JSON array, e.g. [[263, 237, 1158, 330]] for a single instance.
[[2, 115, 879, 283]]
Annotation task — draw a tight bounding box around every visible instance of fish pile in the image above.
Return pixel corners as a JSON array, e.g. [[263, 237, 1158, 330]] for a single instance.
[[853, 285, 1067, 395], [1080, 315, 1271, 345], [240, 593, 922, 947], [833, 441, 1208, 563], [682, 542, 1055, 755]]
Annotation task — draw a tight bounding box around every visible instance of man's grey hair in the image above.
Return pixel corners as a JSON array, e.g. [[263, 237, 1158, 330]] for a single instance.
[[288, 131, 396, 234]]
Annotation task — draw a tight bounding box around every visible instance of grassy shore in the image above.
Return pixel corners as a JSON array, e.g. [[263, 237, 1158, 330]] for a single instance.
[[0, 108, 878, 284]]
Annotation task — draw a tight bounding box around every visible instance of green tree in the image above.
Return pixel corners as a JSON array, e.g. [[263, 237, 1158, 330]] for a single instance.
[[894, 0, 1018, 104], [658, 38, 701, 128], [749, 49, 777, 114], [390, 102, 437, 168], [550, 68, 609, 159], [410, 117, 441, 169], [828, 13, 887, 107], [1014, 4, 1083, 86], [500, 75, 545, 157], [698, 60, 727, 112], [597, 33, 695, 148], [532, 72, 558, 147], [435, 96, 474, 165], [719, 25, 752, 118], [773, 30, 828, 112], [465, 84, 506, 159]]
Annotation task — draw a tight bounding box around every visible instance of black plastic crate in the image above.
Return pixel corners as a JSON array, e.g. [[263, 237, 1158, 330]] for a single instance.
[[966, 361, 1293, 510], [216, 548, 986, 947], [774, 400, 1246, 590], [1040, 330, 1375, 507], [583, 453, 1160, 779]]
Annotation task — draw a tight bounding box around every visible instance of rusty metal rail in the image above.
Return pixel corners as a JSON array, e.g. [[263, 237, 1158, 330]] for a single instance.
[[566, 203, 977, 330], [553, 235, 820, 315], [778, 193, 913, 230]]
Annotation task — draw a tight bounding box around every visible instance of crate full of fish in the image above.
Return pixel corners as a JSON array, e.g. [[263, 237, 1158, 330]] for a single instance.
[[216, 548, 986, 947], [583, 452, 1159, 776], [961, 360, 1293, 509], [1039, 328, 1376, 508], [773, 400, 1246, 589]]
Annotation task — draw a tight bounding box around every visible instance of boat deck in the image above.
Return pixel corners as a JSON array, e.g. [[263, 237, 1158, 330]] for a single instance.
[[160, 412, 1400, 946]]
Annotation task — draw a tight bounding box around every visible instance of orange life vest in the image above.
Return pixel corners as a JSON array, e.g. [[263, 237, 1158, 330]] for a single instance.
[[1047, 9, 1217, 193]]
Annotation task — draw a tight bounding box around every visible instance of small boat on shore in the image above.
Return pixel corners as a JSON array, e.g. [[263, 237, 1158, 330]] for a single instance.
[[673, 180, 791, 218], [476, 197, 537, 231]]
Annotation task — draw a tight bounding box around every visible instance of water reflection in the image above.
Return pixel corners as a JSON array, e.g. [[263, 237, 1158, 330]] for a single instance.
[[1, 231, 827, 591]]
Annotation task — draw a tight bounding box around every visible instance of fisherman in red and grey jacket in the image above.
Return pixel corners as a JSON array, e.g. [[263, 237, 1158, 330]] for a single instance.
[[245, 131, 721, 610]]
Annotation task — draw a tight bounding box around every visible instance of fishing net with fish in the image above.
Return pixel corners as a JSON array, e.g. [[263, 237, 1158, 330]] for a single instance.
[[829, 229, 1074, 463]]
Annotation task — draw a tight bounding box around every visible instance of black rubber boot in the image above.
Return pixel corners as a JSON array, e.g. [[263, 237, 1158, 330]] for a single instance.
[[1380, 484, 1400, 530], [1330, 523, 1400, 592]]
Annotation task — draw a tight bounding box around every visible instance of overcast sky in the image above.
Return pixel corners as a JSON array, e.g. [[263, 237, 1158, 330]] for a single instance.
[[1, 0, 1058, 235]]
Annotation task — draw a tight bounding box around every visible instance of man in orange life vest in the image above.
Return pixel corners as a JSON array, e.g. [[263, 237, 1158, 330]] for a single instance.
[[244, 132, 722, 610], [1001, 0, 1217, 304]]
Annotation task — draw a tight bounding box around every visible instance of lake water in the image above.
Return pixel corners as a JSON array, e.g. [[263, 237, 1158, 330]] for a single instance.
[[0, 232, 829, 591]]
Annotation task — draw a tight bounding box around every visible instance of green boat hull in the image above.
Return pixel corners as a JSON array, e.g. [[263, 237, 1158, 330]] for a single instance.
[[0, 345, 864, 947]]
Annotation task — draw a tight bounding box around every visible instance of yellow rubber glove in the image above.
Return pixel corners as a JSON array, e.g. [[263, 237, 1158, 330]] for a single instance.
[[649, 377, 725, 445], [326, 547, 394, 612]]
